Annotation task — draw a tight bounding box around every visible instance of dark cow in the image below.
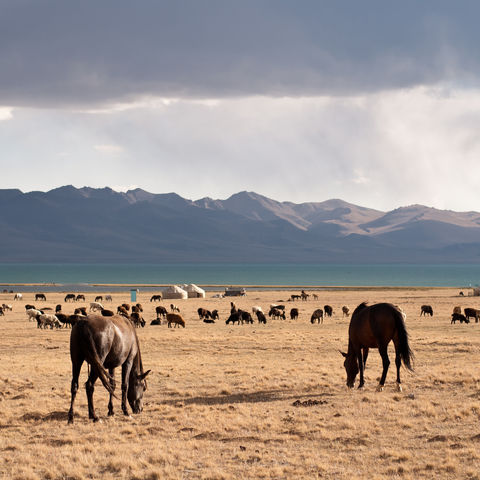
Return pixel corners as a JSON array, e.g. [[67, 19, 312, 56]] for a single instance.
[[464, 308, 480, 323], [35, 293, 46, 301], [310, 309, 324, 324], [76, 294, 85, 302], [150, 295, 162, 302], [197, 308, 212, 320], [420, 305, 433, 316], [269, 307, 285, 320], [451, 313, 469, 324], [256, 310, 267, 324], [290, 308, 299, 320], [65, 294, 76, 302], [324, 305, 333, 317], [226, 312, 242, 325]]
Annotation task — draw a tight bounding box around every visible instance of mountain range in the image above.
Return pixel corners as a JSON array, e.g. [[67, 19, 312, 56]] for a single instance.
[[0, 186, 479, 263]]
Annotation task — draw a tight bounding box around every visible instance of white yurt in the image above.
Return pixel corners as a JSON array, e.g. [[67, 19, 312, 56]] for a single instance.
[[185, 283, 206, 298], [162, 285, 188, 300]]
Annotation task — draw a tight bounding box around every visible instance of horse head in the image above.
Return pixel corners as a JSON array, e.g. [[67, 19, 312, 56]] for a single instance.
[[340, 351, 358, 388], [127, 369, 151, 414]]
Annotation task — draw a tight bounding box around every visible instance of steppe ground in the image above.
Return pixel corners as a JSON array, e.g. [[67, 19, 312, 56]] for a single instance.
[[1, 288, 480, 480]]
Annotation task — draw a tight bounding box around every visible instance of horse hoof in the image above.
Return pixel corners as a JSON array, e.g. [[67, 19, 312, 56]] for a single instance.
[[376, 385, 384, 392]]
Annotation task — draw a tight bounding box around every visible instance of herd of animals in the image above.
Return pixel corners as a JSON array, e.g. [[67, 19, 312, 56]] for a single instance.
[[2, 290, 478, 424]]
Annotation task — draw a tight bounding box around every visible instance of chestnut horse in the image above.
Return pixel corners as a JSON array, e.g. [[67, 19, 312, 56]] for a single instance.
[[341, 302, 413, 391], [68, 314, 150, 424]]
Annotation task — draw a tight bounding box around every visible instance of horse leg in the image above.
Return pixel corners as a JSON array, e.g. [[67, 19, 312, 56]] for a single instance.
[[393, 342, 403, 392], [67, 358, 83, 424], [85, 369, 99, 422], [108, 368, 116, 416], [362, 348, 369, 369], [357, 350, 365, 389], [376, 345, 390, 392], [121, 362, 133, 416]]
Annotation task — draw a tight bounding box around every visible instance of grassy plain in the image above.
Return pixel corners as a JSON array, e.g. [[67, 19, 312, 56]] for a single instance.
[[1, 288, 479, 479]]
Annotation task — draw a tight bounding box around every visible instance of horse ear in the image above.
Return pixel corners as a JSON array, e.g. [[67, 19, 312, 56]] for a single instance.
[[138, 370, 151, 380], [339, 350, 347, 358]]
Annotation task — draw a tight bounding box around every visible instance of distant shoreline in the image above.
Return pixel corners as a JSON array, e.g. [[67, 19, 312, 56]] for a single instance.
[[0, 282, 466, 291]]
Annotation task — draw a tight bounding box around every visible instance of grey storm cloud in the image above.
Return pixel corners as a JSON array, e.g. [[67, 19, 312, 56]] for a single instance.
[[1, 0, 480, 106]]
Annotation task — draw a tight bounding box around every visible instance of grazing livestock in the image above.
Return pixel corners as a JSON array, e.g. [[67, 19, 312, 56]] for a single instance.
[[14, 293, 22, 301], [121, 303, 130, 311], [37, 313, 61, 329], [101, 309, 115, 317], [89, 302, 104, 312], [270, 304, 285, 311], [301, 291, 309, 301], [240, 310, 254, 324], [74, 307, 87, 316], [312, 294, 319, 300], [342, 306, 350, 317], [150, 295, 162, 302], [68, 314, 151, 423], [170, 304, 180, 313], [451, 313, 469, 324], [150, 319, 161, 325], [76, 294, 85, 302], [105, 295, 113, 302], [420, 305, 433, 316], [256, 311, 267, 324], [25, 304, 36, 311], [56, 313, 71, 328], [269, 307, 286, 320], [35, 293, 46, 301], [0, 307, 4, 316], [95, 296, 103, 302], [324, 305, 333, 317], [167, 313, 185, 328], [290, 294, 301, 301], [135, 303, 143, 312], [155, 306, 167, 319], [210, 309, 219, 320], [197, 308, 212, 320], [453, 306, 462, 315], [65, 294, 76, 302], [130, 312, 146, 328], [55, 304, 62, 313], [2, 303, 12, 311], [230, 302, 237, 314], [27, 308, 43, 322], [117, 306, 129, 318], [226, 312, 242, 325], [310, 309, 324, 324], [464, 308, 480, 323], [341, 302, 413, 391], [252, 306, 263, 314], [290, 308, 299, 320]]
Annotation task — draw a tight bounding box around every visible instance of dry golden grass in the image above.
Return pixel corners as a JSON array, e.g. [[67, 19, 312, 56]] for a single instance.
[[1, 288, 480, 479]]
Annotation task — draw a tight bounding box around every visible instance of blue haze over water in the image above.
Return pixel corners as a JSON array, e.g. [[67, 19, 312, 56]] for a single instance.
[[0, 264, 479, 291]]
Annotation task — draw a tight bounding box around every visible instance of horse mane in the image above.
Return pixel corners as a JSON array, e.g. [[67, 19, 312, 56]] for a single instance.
[[352, 302, 369, 317]]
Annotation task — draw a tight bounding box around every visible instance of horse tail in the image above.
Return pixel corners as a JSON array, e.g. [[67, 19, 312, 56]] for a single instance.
[[393, 307, 414, 371], [81, 321, 115, 395]]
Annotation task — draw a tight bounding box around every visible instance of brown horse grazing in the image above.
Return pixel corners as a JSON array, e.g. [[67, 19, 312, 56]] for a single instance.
[[68, 314, 151, 424], [341, 303, 413, 392]]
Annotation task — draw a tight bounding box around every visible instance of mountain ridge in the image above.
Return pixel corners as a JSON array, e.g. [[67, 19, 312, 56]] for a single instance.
[[1, 186, 479, 263]]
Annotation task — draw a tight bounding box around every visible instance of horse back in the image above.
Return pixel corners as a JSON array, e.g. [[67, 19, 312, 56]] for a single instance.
[[349, 303, 398, 349], [71, 314, 137, 369]]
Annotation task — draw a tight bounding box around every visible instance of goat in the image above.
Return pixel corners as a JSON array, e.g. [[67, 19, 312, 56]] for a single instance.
[[155, 306, 168, 319], [170, 304, 180, 313]]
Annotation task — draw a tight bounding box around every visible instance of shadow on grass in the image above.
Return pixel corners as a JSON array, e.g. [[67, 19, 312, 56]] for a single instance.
[[157, 389, 332, 406], [20, 410, 68, 422]]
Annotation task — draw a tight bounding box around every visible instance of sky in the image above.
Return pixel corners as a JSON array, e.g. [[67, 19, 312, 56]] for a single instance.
[[1, 0, 480, 211]]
